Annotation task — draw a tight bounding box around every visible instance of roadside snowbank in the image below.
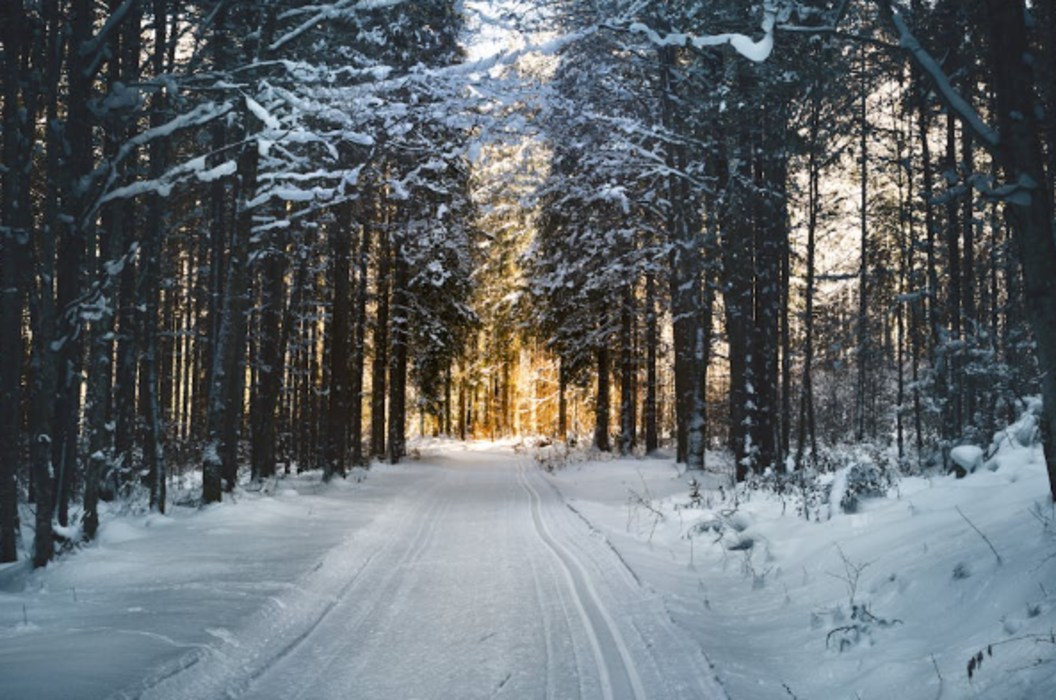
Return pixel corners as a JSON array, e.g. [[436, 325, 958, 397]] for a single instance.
[[546, 434, 1056, 699], [0, 465, 420, 700]]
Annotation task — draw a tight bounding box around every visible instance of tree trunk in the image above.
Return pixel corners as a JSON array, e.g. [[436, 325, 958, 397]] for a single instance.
[[387, 237, 408, 464], [644, 273, 658, 453], [856, 44, 870, 443], [619, 285, 636, 455], [325, 202, 353, 479], [23, 0, 63, 564], [558, 359, 568, 441], [143, 0, 167, 512], [659, 46, 704, 470], [981, 0, 1056, 501], [594, 344, 610, 452], [52, 0, 99, 537], [250, 227, 288, 481], [0, 0, 27, 563], [350, 215, 370, 466], [202, 103, 259, 503], [371, 224, 391, 459]]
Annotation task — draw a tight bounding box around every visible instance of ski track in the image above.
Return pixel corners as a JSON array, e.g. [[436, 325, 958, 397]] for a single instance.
[[515, 460, 645, 700], [119, 447, 726, 700]]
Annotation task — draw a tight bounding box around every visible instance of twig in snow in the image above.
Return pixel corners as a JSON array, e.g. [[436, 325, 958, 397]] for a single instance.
[[828, 543, 873, 605], [956, 506, 1003, 565], [931, 653, 943, 683]]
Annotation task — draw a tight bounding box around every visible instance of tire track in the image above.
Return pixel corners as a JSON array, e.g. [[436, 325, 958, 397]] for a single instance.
[[515, 462, 647, 700]]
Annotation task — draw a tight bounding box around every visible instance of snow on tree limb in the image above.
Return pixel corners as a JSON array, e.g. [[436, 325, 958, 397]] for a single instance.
[[872, 0, 999, 150], [246, 96, 282, 131], [612, 0, 780, 63], [269, 0, 410, 52], [92, 101, 235, 212]]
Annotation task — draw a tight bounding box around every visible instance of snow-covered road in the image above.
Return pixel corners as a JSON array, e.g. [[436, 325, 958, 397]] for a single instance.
[[1, 443, 725, 699], [139, 445, 724, 699]]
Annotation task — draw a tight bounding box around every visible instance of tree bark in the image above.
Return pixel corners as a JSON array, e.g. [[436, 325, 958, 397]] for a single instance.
[[325, 201, 353, 479], [0, 0, 27, 563], [981, 0, 1056, 501], [202, 102, 259, 503], [659, 46, 704, 470], [387, 236, 408, 464], [618, 285, 636, 455], [594, 344, 610, 452], [371, 223, 391, 459], [350, 213, 370, 466]]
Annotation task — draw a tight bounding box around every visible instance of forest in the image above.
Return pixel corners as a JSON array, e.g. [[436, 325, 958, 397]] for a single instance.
[[1, 0, 1055, 573]]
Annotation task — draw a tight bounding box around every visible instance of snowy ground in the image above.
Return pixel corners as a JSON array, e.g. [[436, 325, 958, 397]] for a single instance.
[[544, 433, 1056, 699], [2, 432, 1055, 699], [0, 442, 721, 700]]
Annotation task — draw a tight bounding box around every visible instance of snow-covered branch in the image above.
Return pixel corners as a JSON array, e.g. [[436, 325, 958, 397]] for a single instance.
[[607, 0, 781, 63], [269, 0, 410, 52], [872, 0, 999, 150]]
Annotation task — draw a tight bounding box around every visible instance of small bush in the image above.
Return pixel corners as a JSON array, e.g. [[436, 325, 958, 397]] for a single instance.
[[840, 462, 887, 514]]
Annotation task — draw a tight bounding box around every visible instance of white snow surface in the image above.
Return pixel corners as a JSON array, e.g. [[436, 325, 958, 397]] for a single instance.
[[546, 442, 1056, 699], [0, 443, 723, 700], [2, 436, 1055, 699]]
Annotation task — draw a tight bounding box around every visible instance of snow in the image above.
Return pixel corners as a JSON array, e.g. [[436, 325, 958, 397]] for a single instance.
[[2, 435, 1054, 699], [194, 161, 237, 183], [951, 445, 984, 474], [245, 97, 282, 131], [623, 0, 778, 64], [545, 438, 1056, 699], [882, 4, 998, 149]]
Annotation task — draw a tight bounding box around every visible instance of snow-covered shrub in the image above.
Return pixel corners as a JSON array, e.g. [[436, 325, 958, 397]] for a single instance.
[[949, 444, 984, 478], [532, 441, 572, 471], [737, 467, 832, 521], [835, 462, 888, 514]]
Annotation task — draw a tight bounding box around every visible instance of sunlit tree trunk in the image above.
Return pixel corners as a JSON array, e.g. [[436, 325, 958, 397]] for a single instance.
[[644, 273, 658, 453], [594, 344, 610, 452], [371, 222, 391, 459], [350, 213, 371, 466], [619, 285, 636, 455]]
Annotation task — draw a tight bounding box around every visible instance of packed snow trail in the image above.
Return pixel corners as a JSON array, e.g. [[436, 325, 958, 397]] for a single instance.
[[131, 444, 725, 700]]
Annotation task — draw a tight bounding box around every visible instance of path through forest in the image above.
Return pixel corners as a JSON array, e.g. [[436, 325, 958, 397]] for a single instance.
[[0, 444, 726, 700]]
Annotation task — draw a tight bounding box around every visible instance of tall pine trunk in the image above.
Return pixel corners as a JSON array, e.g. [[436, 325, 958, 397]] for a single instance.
[[619, 285, 636, 455], [644, 273, 658, 454], [0, 0, 27, 563], [325, 202, 353, 479], [371, 225, 390, 459], [594, 344, 610, 452], [981, 0, 1056, 501], [387, 237, 408, 464], [350, 214, 370, 466], [202, 102, 259, 503]]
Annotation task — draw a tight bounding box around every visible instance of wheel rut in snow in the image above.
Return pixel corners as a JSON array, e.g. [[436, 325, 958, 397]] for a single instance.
[[516, 461, 648, 700]]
